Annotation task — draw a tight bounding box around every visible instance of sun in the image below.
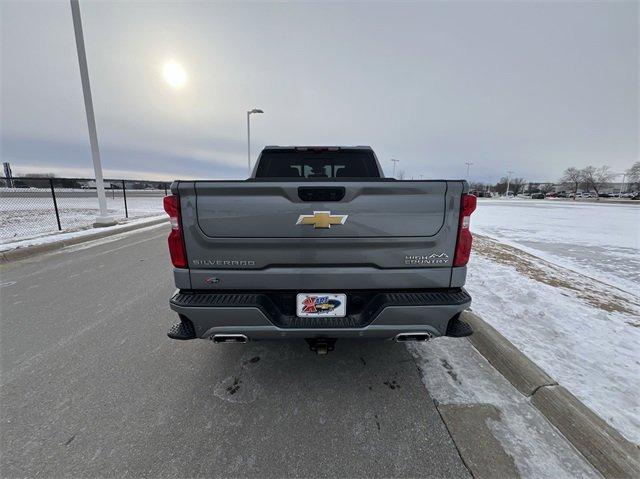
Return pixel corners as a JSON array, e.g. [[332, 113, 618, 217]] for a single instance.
[[162, 61, 187, 89]]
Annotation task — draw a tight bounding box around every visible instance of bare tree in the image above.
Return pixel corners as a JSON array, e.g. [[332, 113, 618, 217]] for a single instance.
[[626, 161, 640, 190], [469, 182, 488, 192], [494, 177, 509, 195], [560, 167, 581, 197], [510, 178, 526, 195], [540, 183, 555, 194], [494, 177, 525, 195], [580, 165, 615, 198], [24, 173, 56, 178]]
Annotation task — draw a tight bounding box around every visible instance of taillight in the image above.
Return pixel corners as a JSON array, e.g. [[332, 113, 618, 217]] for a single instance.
[[163, 195, 187, 268], [453, 193, 477, 267]]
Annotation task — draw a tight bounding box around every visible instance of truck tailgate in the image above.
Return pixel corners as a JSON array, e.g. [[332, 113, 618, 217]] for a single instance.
[[176, 180, 466, 289], [194, 182, 447, 238]]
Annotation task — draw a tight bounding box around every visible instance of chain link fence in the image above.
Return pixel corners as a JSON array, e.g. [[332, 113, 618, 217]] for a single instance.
[[0, 176, 170, 242]]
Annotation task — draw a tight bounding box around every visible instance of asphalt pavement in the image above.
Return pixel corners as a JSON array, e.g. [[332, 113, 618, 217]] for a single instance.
[[0, 225, 470, 478]]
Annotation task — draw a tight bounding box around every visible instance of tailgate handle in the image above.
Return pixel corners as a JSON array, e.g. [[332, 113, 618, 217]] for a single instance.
[[298, 187, 345, 202]]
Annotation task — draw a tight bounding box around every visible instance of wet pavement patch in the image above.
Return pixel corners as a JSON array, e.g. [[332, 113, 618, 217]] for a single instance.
[[438, 404, 519, 479]]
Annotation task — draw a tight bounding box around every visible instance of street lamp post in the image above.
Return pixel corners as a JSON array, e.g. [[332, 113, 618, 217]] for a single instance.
[[465, 162, 473, 180], [390, 159, 399, 178], [247, 108, 264, 176], [506, 170, 514, 197], [619, 173, 626, 198], [70, 0, 115, 226]]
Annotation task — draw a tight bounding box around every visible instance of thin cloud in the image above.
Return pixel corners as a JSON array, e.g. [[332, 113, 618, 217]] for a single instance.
[[1, 1, 637, 182]]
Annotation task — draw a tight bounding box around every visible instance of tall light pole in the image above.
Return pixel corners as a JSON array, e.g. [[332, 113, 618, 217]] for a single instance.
[[619, 173, 626, 198], [70, 0, 115, 226], [465, 162, 473, 180], [390, 159, 399, 178], [506, 170, 514, 197], [247, 108, 264, 176]]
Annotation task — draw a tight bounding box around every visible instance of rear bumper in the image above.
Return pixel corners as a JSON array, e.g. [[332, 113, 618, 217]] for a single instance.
[[168, 289, 471, 341], [184, 266, 468, 290]]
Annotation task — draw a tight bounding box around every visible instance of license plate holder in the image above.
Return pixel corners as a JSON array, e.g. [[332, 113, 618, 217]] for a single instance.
[[296, 293, 347, 318]]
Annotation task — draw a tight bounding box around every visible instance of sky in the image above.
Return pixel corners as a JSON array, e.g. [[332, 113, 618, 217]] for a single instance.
[[1, 1, 638, 183]]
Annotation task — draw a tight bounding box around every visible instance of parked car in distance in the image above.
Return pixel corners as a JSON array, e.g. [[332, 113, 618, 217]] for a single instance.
[[531, 193, 545, 199], [477, 191, 492, 198], [598, 193, 612, 198], [580, 192, 595, 198], [556, 192, 567, 198]]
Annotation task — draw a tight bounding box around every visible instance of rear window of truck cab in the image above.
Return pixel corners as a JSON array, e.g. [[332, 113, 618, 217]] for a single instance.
[[254, 148, 381, 178]]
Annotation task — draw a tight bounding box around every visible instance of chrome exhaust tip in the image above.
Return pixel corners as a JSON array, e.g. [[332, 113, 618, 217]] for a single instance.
[[212, 334, 248, 344], [395, 332, 432, 342]]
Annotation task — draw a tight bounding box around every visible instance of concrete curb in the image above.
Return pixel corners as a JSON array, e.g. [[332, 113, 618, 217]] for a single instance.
[[464, 311, 557, 396], [462, 311, 640, 478], [0, 217, 168, 264]]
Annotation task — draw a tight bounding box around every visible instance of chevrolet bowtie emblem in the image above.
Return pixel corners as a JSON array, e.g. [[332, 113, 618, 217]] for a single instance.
[[296, 211, 348, 229]]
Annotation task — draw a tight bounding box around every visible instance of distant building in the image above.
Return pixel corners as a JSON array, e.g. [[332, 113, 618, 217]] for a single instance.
[[524, 182, 555, 194], [598, 182, 629, 194], [84, 180, 118, 189], [523, 181, 633, 195], [2, 162, 12, 187], [552, 182, 631, 194]]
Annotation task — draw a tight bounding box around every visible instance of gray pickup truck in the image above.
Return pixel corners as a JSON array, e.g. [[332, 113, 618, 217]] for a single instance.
[[164, 146, 476, 353]]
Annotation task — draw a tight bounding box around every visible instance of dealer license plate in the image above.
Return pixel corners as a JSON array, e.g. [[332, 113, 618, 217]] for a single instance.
[[296, 293, 347, 318]]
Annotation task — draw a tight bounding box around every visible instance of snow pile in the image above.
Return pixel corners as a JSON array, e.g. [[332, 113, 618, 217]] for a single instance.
[[0, 215, 167, 253]]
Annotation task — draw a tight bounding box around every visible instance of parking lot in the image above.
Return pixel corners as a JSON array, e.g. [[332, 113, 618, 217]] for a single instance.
[[0, 225, 599, 478]]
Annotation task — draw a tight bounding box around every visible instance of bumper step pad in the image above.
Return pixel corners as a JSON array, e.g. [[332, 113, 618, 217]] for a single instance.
[[170, 289, 471, 331], [167, 318, 196, 340], [446, 316, 473, 337]]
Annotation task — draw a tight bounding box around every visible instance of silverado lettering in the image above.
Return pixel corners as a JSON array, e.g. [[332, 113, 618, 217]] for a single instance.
[[192, 259, 256, 267]]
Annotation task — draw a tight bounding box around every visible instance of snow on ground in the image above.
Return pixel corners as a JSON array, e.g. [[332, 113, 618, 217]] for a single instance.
[[445, 199, 640, 444], [473, 199, 640, 295], [465, 234, 640, 445], [407, 338, 600, 478], [0, 215, 167, 253], [1, 192, 164, 243]]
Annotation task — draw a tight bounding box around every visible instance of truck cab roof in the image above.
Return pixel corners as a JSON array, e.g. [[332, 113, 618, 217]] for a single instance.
[[252, 146, 384, 179], [263, 145, 373, 150]]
